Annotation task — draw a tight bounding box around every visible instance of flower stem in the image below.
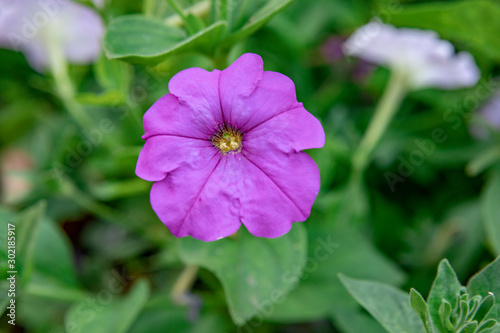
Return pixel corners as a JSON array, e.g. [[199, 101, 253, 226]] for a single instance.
[[46, 38, 95, 132], [46, 37, 119, 151], [171, 265, 199, 304], [352, 69, 409, 175]]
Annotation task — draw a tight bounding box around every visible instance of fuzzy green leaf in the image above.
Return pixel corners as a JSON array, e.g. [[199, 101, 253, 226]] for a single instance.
[[428, 259, 463, 332], [339, 275, 426, 333], [410, 288, 434, 333]]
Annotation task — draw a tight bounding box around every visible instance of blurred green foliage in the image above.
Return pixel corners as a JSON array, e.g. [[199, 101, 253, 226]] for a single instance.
[[1, 0, 500, 332]]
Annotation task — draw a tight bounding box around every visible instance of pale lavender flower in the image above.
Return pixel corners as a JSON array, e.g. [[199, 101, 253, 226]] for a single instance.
[[0, 0, 104, 71], [344, 21, 480, 90]]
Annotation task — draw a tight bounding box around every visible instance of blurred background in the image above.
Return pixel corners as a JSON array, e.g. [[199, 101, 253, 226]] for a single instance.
[[1, 0, 499, 332]]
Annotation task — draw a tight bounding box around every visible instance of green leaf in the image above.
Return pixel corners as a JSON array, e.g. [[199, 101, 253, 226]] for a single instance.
[[178, 224, 307, 325], [269, 227, 406, 323], [473, 294, 495, 323], [410, 288, 434, 333], [458, 321, 478, 333], [94, 55, 131, 94], [64, 279, 150, 333], [221, 0, 293, 48], [389, 0, 500, 61], [467, 256, 500, 303], [339, 275, 426, 333], [330, 306, 387, 333], [11, 202, 46, 284], [477, 319, 498, 331], [31, 217, 79, 289], [428, 259, 463, 332], [439, 300, 454, 331], [129, 295, 232, 333], [104, 15, 227, 64], [482, 171, 500, 255]]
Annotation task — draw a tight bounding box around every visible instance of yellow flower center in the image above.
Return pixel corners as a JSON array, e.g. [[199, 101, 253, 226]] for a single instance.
[[212, 126, 242, 153]]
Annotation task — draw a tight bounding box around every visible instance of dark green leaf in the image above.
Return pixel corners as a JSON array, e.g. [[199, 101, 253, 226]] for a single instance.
[[64, 279, 150, 333], [339, 275, 426, 333], [104, 15, 227, 64], [178, 224, 307, 325], [474, 294, 495, 323]]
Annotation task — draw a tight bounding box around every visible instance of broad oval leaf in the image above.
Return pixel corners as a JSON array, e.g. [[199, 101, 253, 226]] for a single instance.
[[104, 15, 227, 64], [178, 224, 307, 325]]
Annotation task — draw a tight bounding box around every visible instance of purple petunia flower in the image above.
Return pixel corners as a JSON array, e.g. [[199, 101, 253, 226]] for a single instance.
[[136, 53, 325, 241], [0, 0, 104, 71]]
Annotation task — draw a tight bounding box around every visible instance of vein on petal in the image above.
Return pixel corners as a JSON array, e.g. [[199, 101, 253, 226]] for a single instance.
[[175, 155, 222, 235], [243, 154, 307, 218]]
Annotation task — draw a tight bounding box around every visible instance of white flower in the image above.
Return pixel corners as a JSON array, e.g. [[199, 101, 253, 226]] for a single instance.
[[0, 0, 104, 71], [343, 21, 480, 90]]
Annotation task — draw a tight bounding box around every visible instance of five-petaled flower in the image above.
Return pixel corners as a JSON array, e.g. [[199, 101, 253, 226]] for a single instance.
[[343, 21, 480, 90], [136, 53, 325, 241]]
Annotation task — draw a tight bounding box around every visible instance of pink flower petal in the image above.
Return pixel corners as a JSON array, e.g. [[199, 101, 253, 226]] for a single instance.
[[136, 135, 215, 182], [220, 54, 302, 132], [238, 150, 321, 238], [168, 67, 224, 126], [243, 106, 325, 153], [150, 154, 243, 241], [142, 93, 216, 140]]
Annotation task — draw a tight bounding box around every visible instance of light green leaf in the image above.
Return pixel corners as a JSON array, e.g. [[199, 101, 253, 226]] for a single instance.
[[410, 288, 434, 333], [64, 279, 150, 333], [389, 0, 500, 61], [221, 0, 293, 48], [482, 171, 500, 255], [75, 91, 125, 106], [104, 15, 227, 64], [178, 224, 307, 325], [339, 275, 426, 333], [428, 259, 463, 332]]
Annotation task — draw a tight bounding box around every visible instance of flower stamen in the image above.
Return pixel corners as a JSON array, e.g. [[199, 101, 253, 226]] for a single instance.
[[212, 125, 242, 153]]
